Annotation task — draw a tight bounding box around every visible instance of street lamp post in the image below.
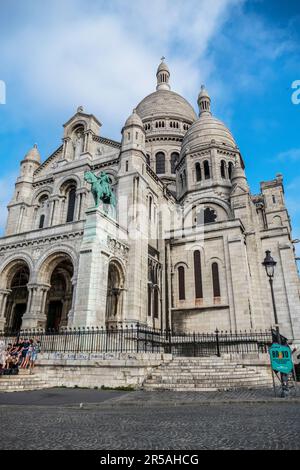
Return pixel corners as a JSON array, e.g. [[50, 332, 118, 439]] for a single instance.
[[262, 250, 280, 344]]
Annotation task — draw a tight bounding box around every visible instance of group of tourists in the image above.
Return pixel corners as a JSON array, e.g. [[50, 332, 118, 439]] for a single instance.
[[0, 338, 41, 375]]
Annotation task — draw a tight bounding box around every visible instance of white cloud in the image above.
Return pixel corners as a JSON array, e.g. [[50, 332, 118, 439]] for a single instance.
[[277, 148, 300, 162], [0, 0, 242, 137]]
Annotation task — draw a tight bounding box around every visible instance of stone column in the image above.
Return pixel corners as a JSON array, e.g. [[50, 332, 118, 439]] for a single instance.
[[76, 190, 87, 221], [0, 289, 11, 331], [52, 196, 65, 226], [78, 191, 87, 220], [21, 284, 50, 329], [63, 137, 72, 161], [49, 196, 59, 226], [67, 278, 77, 326]]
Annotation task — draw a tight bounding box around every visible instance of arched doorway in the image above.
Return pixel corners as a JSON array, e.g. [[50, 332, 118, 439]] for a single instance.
[[105, 261, 125, 327], [3, 262, 30, 332], [39, 254, 74, 331]]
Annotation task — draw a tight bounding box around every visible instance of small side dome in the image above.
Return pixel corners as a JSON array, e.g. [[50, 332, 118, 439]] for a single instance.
[[24, 144, 41, 163], [182, 86, 237, 152], [124, 109, 144, 129]]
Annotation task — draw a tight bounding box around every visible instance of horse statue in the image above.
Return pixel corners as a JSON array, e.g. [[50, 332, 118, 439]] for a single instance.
[[84, 171, 116, 210]]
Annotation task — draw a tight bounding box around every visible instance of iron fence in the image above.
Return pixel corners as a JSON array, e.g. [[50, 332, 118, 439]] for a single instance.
[[0, 325, 273, 357]]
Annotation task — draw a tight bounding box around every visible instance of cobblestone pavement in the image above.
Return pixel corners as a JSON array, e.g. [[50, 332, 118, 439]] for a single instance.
[[0, 389, 300, 450], [0, 388, 125, 406]]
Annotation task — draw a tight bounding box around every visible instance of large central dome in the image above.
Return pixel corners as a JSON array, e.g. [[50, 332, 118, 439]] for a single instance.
[[136, 90, 197, 123], [135, 59, 197, 124]]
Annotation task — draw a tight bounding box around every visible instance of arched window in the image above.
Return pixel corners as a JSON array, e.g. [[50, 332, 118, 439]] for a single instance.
[[228, 162, 234, 180], [204, 160, 210, 179], [204, 207, 217, 224], [171, 153, 179, 174], [146, 154, 151, 166], [148, 285, 152, 317], [196, 163, 202, 182], [212, 263, 221, 298], [194, 251, 203, 299], [149, 196, 152, 220], [39, 195, 48, 207], [156, 152, 165, 174], [221, 160, 226, 179], [39, 214, 45, 229], [178, 266, 186, 300], [153, 288, 159, 319], [66, 186, 76, 223]]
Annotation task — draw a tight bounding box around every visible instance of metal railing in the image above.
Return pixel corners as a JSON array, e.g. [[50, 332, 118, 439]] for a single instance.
[[0, 326, 273, 357]]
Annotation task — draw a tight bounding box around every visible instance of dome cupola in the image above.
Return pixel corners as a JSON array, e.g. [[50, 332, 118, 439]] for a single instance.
[[24, 144, 41, 163], [124, 109, 144, 129], [197, 85, 211, 116], [156, 57, 170, 91], [182, 86, 237, 153]]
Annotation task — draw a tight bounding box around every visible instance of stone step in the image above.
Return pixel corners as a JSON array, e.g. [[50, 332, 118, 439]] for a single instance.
[[143, 357, 273, 391], [156, 370, 254, 375], [144, 382, 272, 390], [149, 372, 269, 379], [161, 364, 245, 370], [146, 379, 272, 386], [18, 369, 32, 376], [0, 373, 50, 392]]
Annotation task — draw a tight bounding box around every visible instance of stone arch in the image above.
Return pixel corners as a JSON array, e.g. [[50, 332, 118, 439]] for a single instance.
[[183, 197, 232, 224], [53, 174, 81, 194], [174, 261, 189, 273], [105, 259, 126, 326], [36, 250, 76, 331], [0, 254, 34, 289], [0, 258, 32, 332], [58, 178, 79, 223], [35, 246, 78, 285], [71, 121, 87, 133], [31, 186, 53, 206]]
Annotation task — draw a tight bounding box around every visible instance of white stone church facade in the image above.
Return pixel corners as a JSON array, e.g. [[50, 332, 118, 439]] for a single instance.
[[0, 60, 299, 342]]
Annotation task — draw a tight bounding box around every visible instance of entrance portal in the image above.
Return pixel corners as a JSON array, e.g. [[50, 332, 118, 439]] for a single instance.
[[5, 265, 29, 332], [11, 303, 27, 332], [45, 257, 74, 331], [47, 301, 63, 331]]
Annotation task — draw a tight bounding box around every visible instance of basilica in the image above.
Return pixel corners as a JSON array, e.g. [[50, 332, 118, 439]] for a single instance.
[[0, 60, 299, 342]]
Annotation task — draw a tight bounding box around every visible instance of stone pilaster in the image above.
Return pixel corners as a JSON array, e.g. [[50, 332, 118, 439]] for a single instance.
[[49, 196, 60, 226], [21, 284, 50, 329], [0, 289, 11, 331], [73, 207, 128, 327]]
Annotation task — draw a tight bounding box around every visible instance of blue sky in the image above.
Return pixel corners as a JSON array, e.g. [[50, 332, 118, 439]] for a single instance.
[[0, 0, 299, 255]]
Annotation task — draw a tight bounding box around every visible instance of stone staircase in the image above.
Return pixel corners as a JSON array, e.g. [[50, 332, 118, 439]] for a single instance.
[[143, 356, 273, 391], [0, 369, 51, 393]]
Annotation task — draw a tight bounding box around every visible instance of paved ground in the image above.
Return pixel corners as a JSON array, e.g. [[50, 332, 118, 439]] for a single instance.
[[0, 388, 300, 450]]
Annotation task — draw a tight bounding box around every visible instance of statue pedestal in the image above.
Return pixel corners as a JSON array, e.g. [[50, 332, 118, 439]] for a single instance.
[[71, 207, 128, 328]]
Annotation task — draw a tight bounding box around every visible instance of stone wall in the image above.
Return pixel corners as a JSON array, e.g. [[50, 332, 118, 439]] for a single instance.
[[35, 352, 172, 389]]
